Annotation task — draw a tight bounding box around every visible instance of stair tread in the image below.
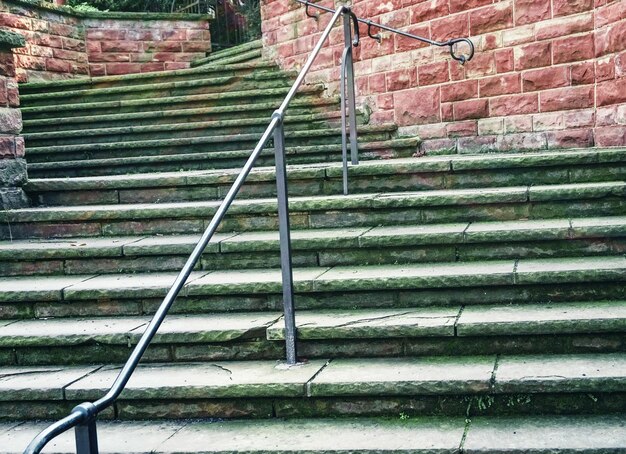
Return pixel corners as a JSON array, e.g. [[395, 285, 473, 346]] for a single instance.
[[25, 123, 397, 154], [1, 256, 624, 302], [24, 147, 626, 191], [3, 182, 624, 223], [1, 217, 625, 260], [0, 354, 623, 401], [0, 312, 281, 346], [2, 416, 625, 454], [20, 84, 325, 115]]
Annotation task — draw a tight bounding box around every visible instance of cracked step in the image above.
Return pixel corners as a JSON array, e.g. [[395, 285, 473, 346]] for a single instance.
[[22, 97, 340, 132], [26, 138, 418, 178], [2, 182, 624, 239], [2, 301, 623, 366], [0, 256, 624, 319], [24, 148, 626, 204], [24, 124, 398, 164], [0, 354, 623, 419], [19, 84, 327, 119], [1, 217, 625, 276], [1, 416, 625, 454]]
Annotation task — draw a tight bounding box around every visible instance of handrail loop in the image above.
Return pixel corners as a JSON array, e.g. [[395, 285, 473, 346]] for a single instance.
[[24, 3, 474, 454]]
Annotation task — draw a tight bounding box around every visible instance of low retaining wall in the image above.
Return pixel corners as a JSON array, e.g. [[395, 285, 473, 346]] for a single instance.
[[0, 0, 211, 82], [261, 0, 626, 152], [0, 29, 27, 210]]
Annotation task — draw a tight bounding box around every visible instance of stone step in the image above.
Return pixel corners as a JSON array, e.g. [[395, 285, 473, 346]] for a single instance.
[[22, 97, 340, 133], [193, 47, 265, 67], [19, 84, 327, 120], [0, 256, 624, 319], [26, 138, 418, 178], [24, 112, 354, 148], [192, 40, 264, 67], [2, 181, 624, 239], [0, 354, 623, 419], [18, 60, 276, 95], [24, 125, 398, 164], [1, 416, 624, 454], [1, 217, 625, 276], [0, 301, 623, 365], [20, 72, 292, 108], [24, 149, 626, 205]]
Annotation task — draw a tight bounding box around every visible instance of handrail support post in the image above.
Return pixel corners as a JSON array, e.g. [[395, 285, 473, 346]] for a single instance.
[[73, 403, 99, 454], [272, 110, 298, 365], [341, 6, 359, 196]]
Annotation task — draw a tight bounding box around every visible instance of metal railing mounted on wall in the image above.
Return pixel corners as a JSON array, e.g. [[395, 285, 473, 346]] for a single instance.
[[24, 3, 473, 454]]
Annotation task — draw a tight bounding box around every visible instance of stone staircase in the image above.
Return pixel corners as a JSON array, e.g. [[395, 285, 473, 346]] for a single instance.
[[0, 40, 625, 452]]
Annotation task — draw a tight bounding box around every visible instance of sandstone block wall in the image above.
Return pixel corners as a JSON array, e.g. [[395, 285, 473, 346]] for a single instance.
[[261, 0, 626, 153], [0, 0, 211, 82], [0, 29, 27, 210]]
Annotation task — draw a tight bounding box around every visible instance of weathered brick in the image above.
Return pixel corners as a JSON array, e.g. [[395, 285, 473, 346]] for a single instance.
[[470, 2, 514, 35], [514, 0, 551, 25], [411, 0, 449, 23], [441, 80, 478, 102], [571, 61, 596, 85], [546, 128, 594, 148], [540, 86, 594, 112], [514, 41, 551, 70], [522, 67, 570, 91], [553, 34, 595, 64], [595, 126, 626, 146], [479, 74, 521, 97], [393, 86, 441, 125], [454, 99, 489, 120], [447, 120, 478, 137], [597, 78, 626, 106], [536, 13, 594, 40], [418, 61, 449, 86], [386, 68, 416, 91], [553, 0, 594, 17], [490, 93, 539, 116]]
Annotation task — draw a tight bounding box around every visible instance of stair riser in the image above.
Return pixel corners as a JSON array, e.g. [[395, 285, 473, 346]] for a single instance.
[[3, 281, 625, 320], [2, 392, 624, 421], [21, 78, 294, 108], [28, 163, 626, 206], [27, 144, 415, 178], [20, 90, 326, 120], [2, 198, 624, 239], [26, 131, 394, 164], [24, 118, 352, 148], [23, 104, 339, 133], [2, 239, 625, 277], [2, 333, 624, 367]]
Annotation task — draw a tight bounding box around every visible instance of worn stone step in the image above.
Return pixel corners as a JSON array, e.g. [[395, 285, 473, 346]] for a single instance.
[[26, 138, 418, 178], [2, 181, 624, 239], [192, 41, 264, 67], [24, 125, 398, 164], [1, 217, 625, 276], [19, 84, 327, 120], [20, 73, 293, 108], [0, 354, 623, 419], [23, 112, 356, 148], [0, 256, 624, 319], [194, 47, 264, 67], [24, 149, 626, 205], [2, 416, 625, 454], [22, 97, 339, 132], [0, 301, 623, 365], [18, 60, 275, 95]]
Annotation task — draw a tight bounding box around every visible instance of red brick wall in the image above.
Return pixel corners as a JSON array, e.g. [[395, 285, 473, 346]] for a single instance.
[[85, 19, 211, 76], [261, 0, 626, 152], [0, 36, 28, 209], [0, 0, 211, 82]]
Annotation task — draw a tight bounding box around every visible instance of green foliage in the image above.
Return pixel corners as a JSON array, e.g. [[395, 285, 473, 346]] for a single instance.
[[240, 0, 261, 40], [70, 2, 104, 12], [66, 0, 172, 12]]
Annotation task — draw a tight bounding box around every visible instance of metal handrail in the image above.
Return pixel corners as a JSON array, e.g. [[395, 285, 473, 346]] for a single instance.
[[298, 0, 475, 64], [24, 3, 473, 453]]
